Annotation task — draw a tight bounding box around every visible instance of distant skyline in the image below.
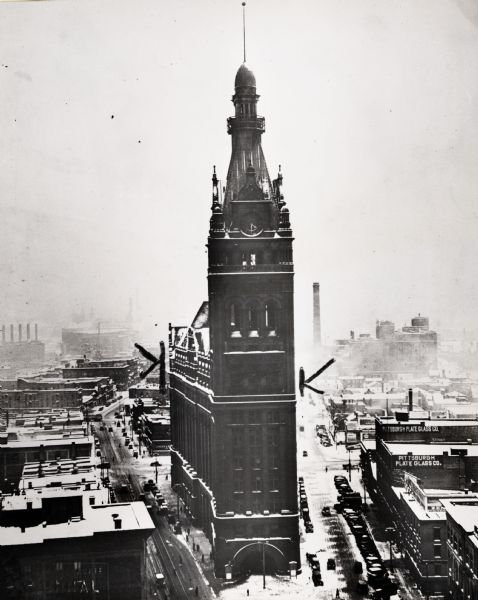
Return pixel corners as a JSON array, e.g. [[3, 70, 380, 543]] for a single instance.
[[1, 0, 477, 353]]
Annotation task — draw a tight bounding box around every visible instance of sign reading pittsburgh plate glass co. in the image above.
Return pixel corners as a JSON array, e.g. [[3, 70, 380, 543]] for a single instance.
[[394, 455, 444, 468], [384, 424, 440, 433]]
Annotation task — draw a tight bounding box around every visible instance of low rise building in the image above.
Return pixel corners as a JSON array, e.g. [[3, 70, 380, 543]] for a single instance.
[[443, 498, 478, 600], [0, 430, 93, 492], [140, 413, 171, 455], [63, 358, 139, 391], [0, 497, 154, 599], [395, 474, 477, 596], [129, 382, 161, 400]]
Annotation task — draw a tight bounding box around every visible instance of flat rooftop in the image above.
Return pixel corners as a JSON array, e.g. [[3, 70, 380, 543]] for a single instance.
[[0, 434, 93, 448], [441, 498, 478, 533], [377, 417, 478, 426], [383, 441, 478, 457], [398, 487, 477, 521], [0, 502, 154, 546]]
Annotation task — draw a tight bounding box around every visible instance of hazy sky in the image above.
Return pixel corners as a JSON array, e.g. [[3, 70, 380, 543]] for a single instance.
[[1, 0, 477, 350]]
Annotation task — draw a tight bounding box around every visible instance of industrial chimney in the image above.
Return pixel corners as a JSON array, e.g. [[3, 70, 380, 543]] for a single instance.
[[35, 323, 38, 341], [18, 323, 22, 342], [1, 325, 5, 345], [26, 323, 30, 341], [10, 324, 14, 342], [313, 283, 322, 350], [408, 388, 413, 412]]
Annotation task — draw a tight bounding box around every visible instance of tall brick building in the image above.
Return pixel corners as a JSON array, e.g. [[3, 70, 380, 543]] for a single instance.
[[169, 62, 300, 576]]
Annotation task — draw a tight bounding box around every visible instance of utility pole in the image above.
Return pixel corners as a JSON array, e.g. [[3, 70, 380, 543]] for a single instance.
[[262, 541, 266, 589]]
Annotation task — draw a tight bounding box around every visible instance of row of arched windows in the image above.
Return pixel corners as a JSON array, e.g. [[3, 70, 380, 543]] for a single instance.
[[209, 248, 293, 267], [227, 300, 281, 338]]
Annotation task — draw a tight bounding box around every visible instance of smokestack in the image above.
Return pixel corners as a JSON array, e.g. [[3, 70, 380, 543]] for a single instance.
[[313, 282, 322, 350], [35, 323, 38, 341], [18, 323, 22, 342], [26, 323, 30, 341], [408, 388, 413, 412], [350, 330, 355, 341], [1, 325, 5, 345], [10, 324, 14, 342]]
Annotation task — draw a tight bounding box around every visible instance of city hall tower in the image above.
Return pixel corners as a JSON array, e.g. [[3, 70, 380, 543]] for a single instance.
[[169, 61, 300, 577]]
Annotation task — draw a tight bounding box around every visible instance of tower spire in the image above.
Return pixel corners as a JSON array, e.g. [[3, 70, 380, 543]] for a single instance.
[[242, 2, 246, 63]]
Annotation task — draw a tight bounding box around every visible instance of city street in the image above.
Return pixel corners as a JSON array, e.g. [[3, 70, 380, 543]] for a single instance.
[[94, 393, 427, 600], [95, 404, 216, 600]]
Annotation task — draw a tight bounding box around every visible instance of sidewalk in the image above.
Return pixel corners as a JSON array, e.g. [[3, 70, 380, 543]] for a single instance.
[[123, 415, 222, 596]]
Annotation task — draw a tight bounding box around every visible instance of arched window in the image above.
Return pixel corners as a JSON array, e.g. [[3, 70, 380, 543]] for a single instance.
[[229, 303, 242, 338], [265, 302, 279, 336], [247, 306, 259, 337]]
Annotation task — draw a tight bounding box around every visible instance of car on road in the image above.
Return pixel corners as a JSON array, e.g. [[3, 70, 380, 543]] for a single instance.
[[321, 506, 331, 516], [302, 450, 308, 457], [305, 522, 314, 533], [326, 558, 336, 570], [108, 427, 113, 432], [311, 570, 323, 587], [356, 579, 368, 594]]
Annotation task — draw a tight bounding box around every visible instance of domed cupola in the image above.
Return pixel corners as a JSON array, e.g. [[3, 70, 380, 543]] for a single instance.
[[234, 62, 256, 91]]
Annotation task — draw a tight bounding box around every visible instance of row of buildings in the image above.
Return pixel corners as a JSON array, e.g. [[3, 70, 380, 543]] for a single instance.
[[333, 315, 438, 378], [359, 409, 478, 599], [0, 412, 154, 599]]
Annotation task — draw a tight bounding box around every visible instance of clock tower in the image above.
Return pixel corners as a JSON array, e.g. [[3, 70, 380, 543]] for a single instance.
[[169, 60, 299, 579], [207, 61, 299, 574]]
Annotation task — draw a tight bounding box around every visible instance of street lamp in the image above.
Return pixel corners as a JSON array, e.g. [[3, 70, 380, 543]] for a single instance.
[[385, 526, 395, 572], [150, 460, 161, 484], [348, 448, 352, 482]]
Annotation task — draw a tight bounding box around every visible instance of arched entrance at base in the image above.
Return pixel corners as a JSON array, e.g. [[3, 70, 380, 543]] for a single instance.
[[231, 541, 287, 575]]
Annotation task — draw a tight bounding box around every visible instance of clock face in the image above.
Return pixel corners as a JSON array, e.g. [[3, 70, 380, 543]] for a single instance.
[[240, 213, 263, 237]]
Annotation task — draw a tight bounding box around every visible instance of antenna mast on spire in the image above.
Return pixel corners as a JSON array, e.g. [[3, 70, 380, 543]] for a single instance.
[[242, 2, 246, 63]]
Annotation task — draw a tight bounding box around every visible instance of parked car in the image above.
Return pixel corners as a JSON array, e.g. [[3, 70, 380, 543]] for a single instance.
[[326, 558, 336, 570], [321, 506, 331, 516], [356, 579, 368, 594], [305, 522, 314, 533], [312, 570, 323, 587], [353, 561, 363, 574]]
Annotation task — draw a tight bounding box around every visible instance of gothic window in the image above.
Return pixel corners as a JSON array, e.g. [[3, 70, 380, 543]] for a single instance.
[[270, 470, 280, 491], [251, 497, 261, 513], [247, 306, 259, 336], [250, 427, 261, 449], [229, 303, 242, 337], [252, 455, 262, 468], [233, 454, 243, 468], [233, 428, 244, 449], [234, 470, 244, 492], [252, 473, 262, 492], [234, 497, 244, 514]]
